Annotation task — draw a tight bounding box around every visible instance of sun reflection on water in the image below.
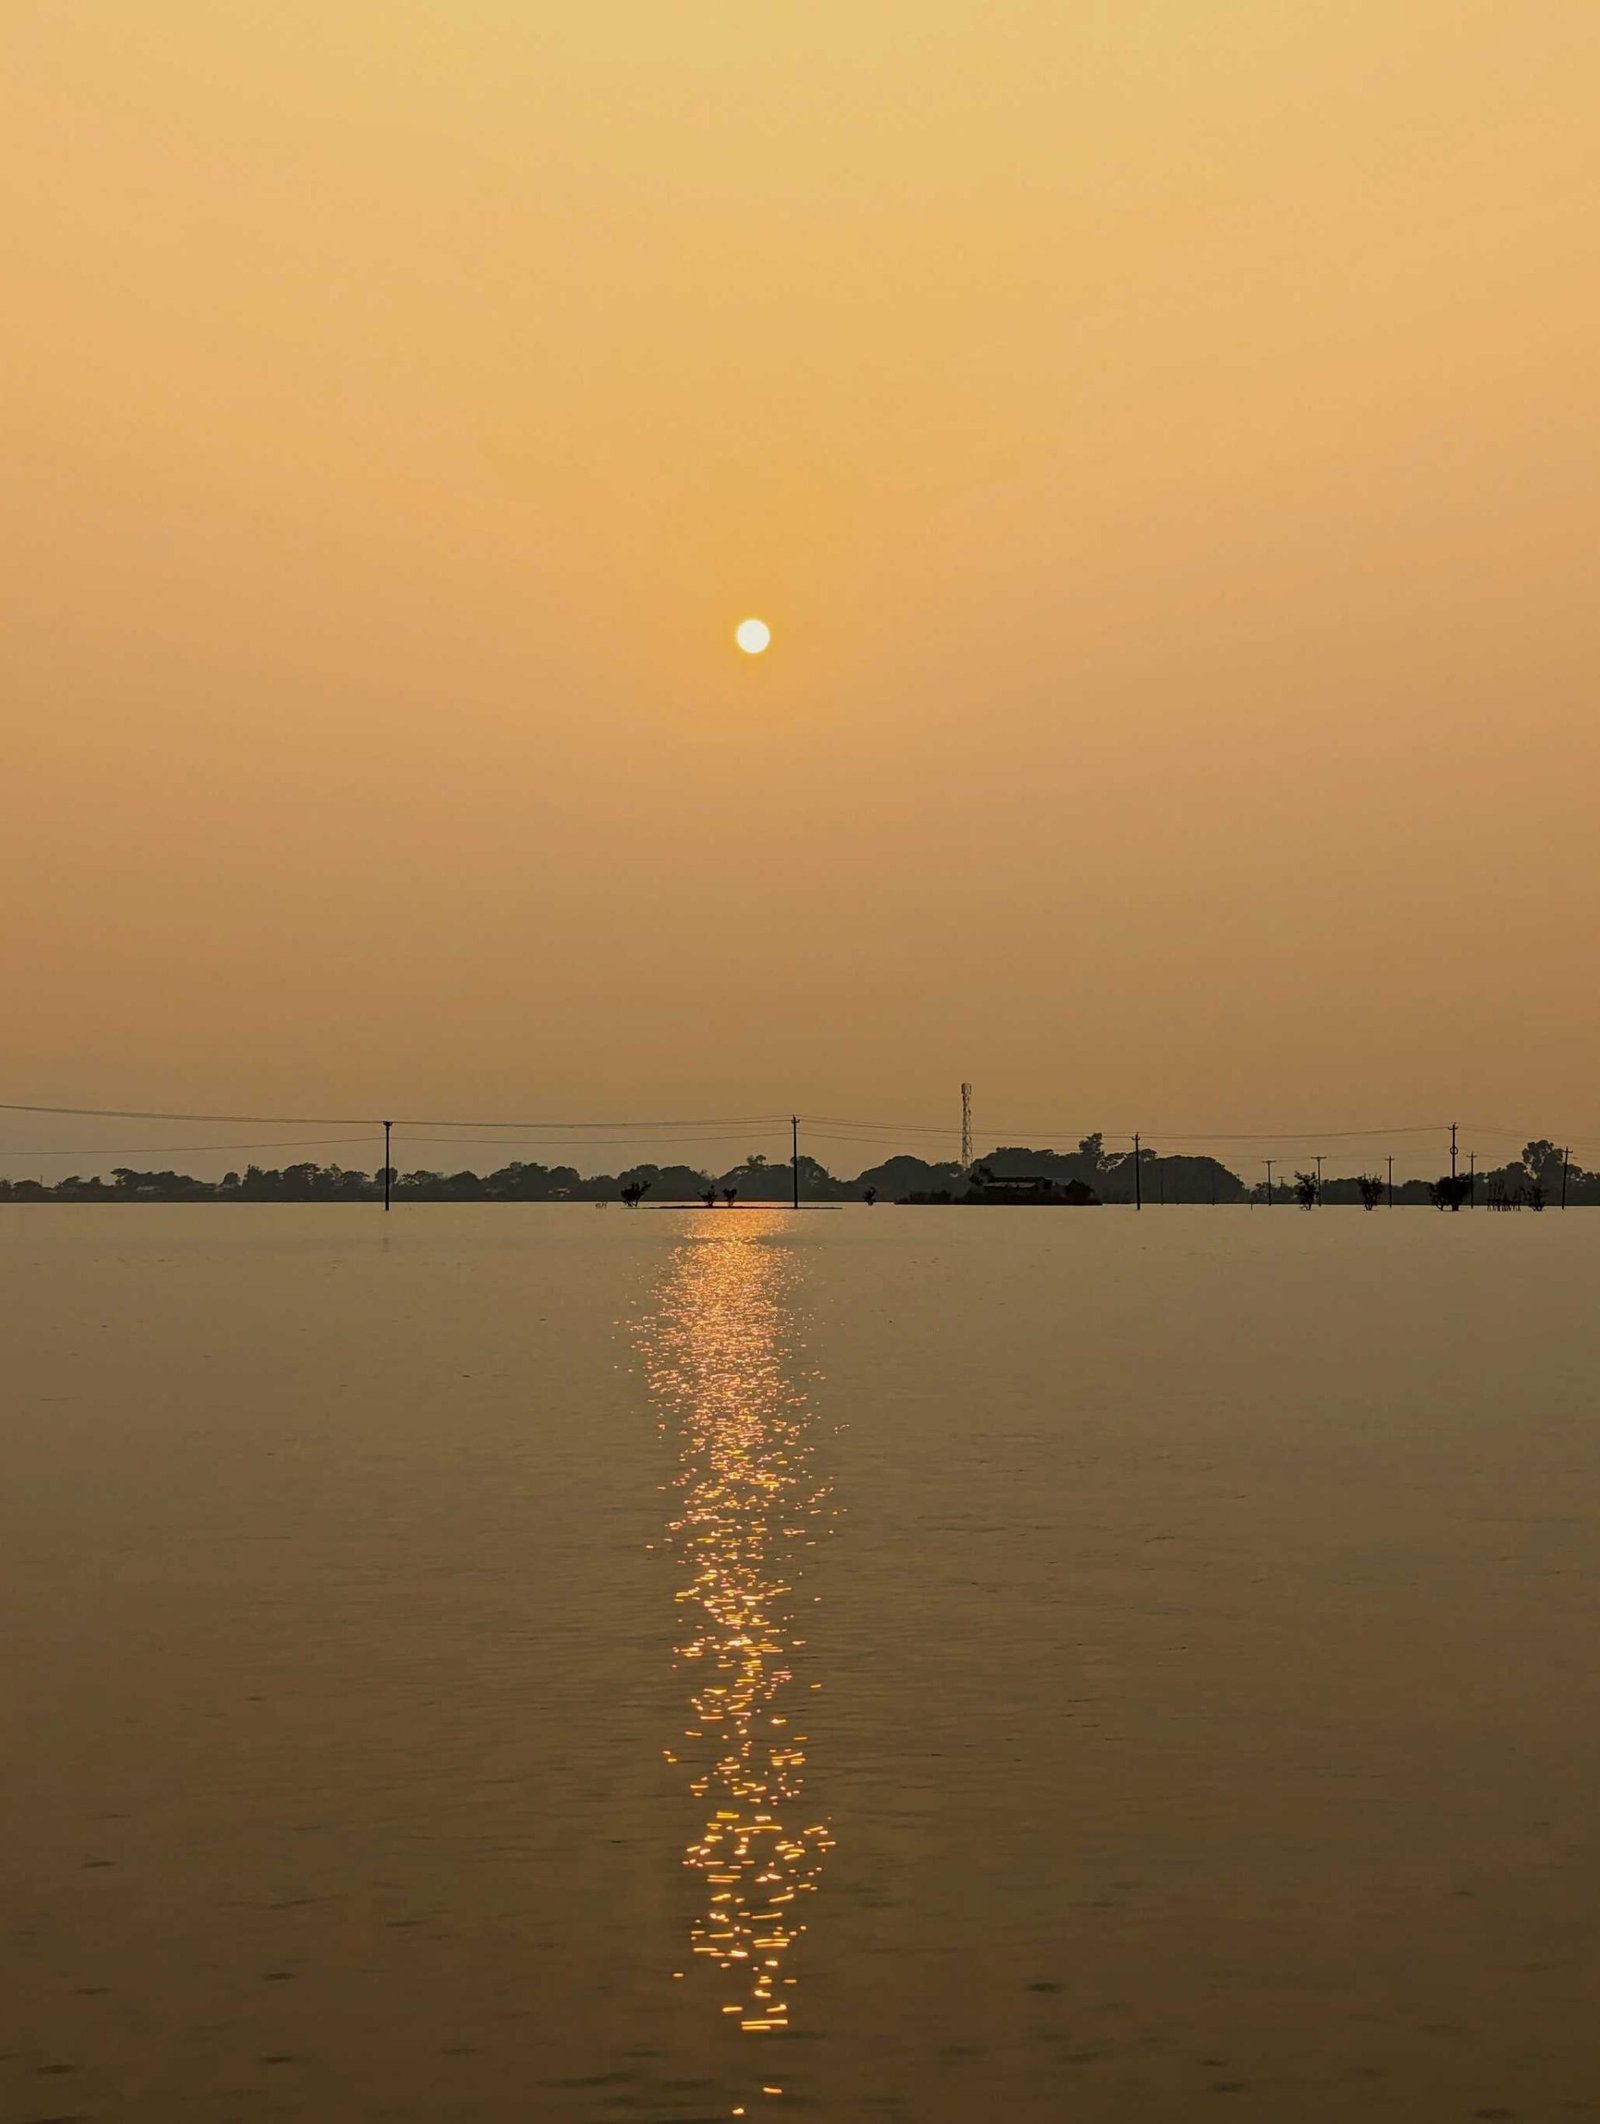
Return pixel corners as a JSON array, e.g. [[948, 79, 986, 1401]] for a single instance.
[[638, 1212, 836, 2076]]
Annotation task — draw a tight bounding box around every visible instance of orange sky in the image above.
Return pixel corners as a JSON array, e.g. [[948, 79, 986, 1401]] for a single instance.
[[4, 1, 1598, 1176]]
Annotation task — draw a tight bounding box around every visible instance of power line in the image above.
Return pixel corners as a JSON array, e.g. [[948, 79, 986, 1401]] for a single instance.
[[0, 1100, 379, 1126], [395, 1133, 779, 1151], [0, 1099, 790, 1131], [798, 1115, 961, 1136], [398, 1114, 789, 1132], [3, 1096, 1594, 1161], [1457, 1122, 1600, 1145], [798, 1115, 1459, 1143], [5, 1137, 375, 1159]]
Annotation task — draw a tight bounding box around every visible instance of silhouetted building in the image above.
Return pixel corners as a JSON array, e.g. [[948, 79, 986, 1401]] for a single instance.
[[963, 1173, 1100, 1206]]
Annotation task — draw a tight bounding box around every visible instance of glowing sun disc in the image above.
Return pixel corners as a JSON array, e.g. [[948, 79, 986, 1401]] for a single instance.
[[735, 618, 771, 655]]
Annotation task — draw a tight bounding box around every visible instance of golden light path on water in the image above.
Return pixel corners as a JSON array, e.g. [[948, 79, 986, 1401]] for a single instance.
[[637, 1212, 837, 2112]]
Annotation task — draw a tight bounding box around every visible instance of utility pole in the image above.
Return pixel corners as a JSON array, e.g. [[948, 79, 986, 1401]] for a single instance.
[[791, 1115, 800, 1209], [1468, 1150, 1476, 1207], [960, 1083, 973, 1172], [1314, 1154, 1324, 1205], [1264, 1158, 1274, 1205], [1450, 1122, 1458, 1183], [1562, 1147, 1571, 1210], [1133, 1133, 1142, 1211], [383, 1120, 392, 1213], [1386, 1153, 1393, 1208]]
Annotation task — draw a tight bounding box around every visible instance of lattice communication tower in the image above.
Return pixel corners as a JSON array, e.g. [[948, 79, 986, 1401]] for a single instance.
[[960, 1082, 973, 1171]]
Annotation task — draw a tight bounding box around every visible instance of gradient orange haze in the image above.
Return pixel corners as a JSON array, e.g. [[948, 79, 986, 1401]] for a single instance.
[[4, 2, 1598, 1173]]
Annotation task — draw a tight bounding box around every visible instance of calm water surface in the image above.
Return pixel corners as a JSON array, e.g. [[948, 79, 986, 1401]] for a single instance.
[[3, 1205, 1598, 2122]]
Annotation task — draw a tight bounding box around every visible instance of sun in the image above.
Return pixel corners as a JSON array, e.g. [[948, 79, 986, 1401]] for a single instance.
[[734, 617, 771, 655]]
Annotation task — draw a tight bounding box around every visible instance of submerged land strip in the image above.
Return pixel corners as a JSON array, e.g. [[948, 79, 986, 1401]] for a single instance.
[[2, 1136, 1588, 1207]]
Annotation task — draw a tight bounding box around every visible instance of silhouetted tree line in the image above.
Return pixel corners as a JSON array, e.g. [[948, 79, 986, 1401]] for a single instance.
[[2, 1136, 1592, 1205], [1257, 1139, 1589, 1209]]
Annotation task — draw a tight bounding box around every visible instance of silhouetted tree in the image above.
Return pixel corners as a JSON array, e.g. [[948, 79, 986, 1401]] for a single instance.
[[712, 1152, 836, 1201], [620, 1179, 651, 1207], [699, 1188, 717, 1209], [1521, 1140, 1562, 1191], [791, 1154, 832, 1200], [643, 1164, 714, 1201], [110, 1167, 206, 1197], [1358, 1173, 1383, 1210], [863, 1186, 878, 1206], [721, 1187, 738, 1207], [1293, 1171, 1318, 1209], [855, 1154, 964, 1201], [613, 1163, 689, 1203]]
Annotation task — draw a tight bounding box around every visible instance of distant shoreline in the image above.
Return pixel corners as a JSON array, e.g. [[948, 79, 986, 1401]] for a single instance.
[[4, 1197, 1587, 1211], [2, 1135, 1587, 1208]]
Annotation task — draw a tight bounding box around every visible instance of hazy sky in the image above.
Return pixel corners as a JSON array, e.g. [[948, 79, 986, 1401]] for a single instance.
[[5, 2, 1598, 1177]]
